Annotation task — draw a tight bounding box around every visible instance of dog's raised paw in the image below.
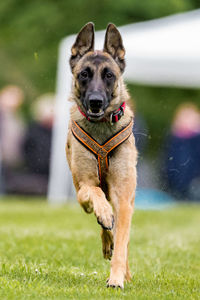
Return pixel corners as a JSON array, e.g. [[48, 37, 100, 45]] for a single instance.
[[97, 215, 114, 230], [94, 201, 114, 230]]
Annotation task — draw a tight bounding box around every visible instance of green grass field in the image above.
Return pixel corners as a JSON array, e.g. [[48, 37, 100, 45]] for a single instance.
[[0, 197, 199, 299]]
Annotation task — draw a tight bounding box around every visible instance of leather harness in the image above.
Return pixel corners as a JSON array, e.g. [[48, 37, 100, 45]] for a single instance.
[[71, 118, 133, 193]]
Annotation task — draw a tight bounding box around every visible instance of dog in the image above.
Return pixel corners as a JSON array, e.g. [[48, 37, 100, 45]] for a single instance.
[[66, 22, 137, 289]]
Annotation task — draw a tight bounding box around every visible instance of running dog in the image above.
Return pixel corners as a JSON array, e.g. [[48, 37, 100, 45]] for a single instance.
[[66, 22, 137, 289]]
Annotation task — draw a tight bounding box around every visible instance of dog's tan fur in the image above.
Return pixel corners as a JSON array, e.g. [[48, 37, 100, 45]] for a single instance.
[[66, 23, 137, 289]]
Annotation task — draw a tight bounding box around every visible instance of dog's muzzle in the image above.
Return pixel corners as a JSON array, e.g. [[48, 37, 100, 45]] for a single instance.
[[86, 92, 106, 119]]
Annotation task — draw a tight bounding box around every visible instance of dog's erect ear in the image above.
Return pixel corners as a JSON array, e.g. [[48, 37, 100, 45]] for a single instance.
[[70, 22, 94, 71], [103, 23, 125, 73]]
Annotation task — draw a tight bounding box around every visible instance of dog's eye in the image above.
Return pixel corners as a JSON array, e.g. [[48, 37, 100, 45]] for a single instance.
[[80, 71, 88, 79], [105, 72, 113, 79]]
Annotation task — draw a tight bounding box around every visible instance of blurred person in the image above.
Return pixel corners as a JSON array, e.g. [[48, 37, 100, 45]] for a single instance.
[[0, 144, 3, 194], [0, 85, 25, 167], [0, 85, 25, 193], [162, 103, 200, 201], [22, 94, 55, 194]]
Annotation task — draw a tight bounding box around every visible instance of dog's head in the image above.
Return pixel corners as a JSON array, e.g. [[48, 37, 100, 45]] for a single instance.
[[69, 23, 126, 121]]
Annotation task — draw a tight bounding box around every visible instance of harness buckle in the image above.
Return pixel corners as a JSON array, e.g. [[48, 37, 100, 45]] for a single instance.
[[110, 112, 114, 125], [110, 105, 124, 125]]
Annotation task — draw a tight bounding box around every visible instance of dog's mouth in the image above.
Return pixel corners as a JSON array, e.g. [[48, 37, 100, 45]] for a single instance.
[[86, 107, 105, 119]]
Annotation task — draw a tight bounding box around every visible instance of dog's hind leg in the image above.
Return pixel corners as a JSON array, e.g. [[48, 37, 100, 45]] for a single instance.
[[101, 228, 114, 260], [77, 184, 114, 230]]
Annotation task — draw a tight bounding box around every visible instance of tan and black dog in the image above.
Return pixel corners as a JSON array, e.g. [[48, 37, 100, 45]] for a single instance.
[[66, 22, 137, 289]]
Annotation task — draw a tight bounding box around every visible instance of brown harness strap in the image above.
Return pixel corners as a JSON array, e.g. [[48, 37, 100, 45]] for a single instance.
[[71, 119, 133, 192]]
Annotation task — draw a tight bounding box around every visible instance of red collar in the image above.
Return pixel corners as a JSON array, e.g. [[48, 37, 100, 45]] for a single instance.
[[78, 102, 126, 124]]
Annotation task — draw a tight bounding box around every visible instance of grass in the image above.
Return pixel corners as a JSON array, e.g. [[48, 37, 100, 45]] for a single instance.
[[0, 197, 199, 299]]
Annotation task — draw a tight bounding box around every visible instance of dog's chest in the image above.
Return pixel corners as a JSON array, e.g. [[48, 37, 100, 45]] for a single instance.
[[78, 121, 120, 145], [71, 119, 134, 197]]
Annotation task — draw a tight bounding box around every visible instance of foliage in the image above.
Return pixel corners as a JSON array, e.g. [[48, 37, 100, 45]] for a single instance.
[[0, 0, 199, 99], [0, 1, 200, 154], [0, 198, 200, 299]]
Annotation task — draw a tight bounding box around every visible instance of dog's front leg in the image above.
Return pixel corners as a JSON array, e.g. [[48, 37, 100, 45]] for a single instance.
[[107, 199, 134, 289], [77, 184, 114, 230]]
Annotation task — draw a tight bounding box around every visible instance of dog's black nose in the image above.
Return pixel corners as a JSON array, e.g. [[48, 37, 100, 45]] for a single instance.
[[88, 93, 104, 110], [89, 99, 103, 109]]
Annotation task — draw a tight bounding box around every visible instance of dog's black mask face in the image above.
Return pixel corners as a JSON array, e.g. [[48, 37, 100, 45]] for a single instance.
[[77, 54, 117, 119], [70, 22, 125, 121]]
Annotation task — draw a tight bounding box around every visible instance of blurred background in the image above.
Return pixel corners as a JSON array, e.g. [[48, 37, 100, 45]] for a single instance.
[[0, 0, 200, 206]]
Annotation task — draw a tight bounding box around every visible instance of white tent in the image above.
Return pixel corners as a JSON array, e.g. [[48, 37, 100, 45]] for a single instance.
[[48, 9, 200, 203]]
